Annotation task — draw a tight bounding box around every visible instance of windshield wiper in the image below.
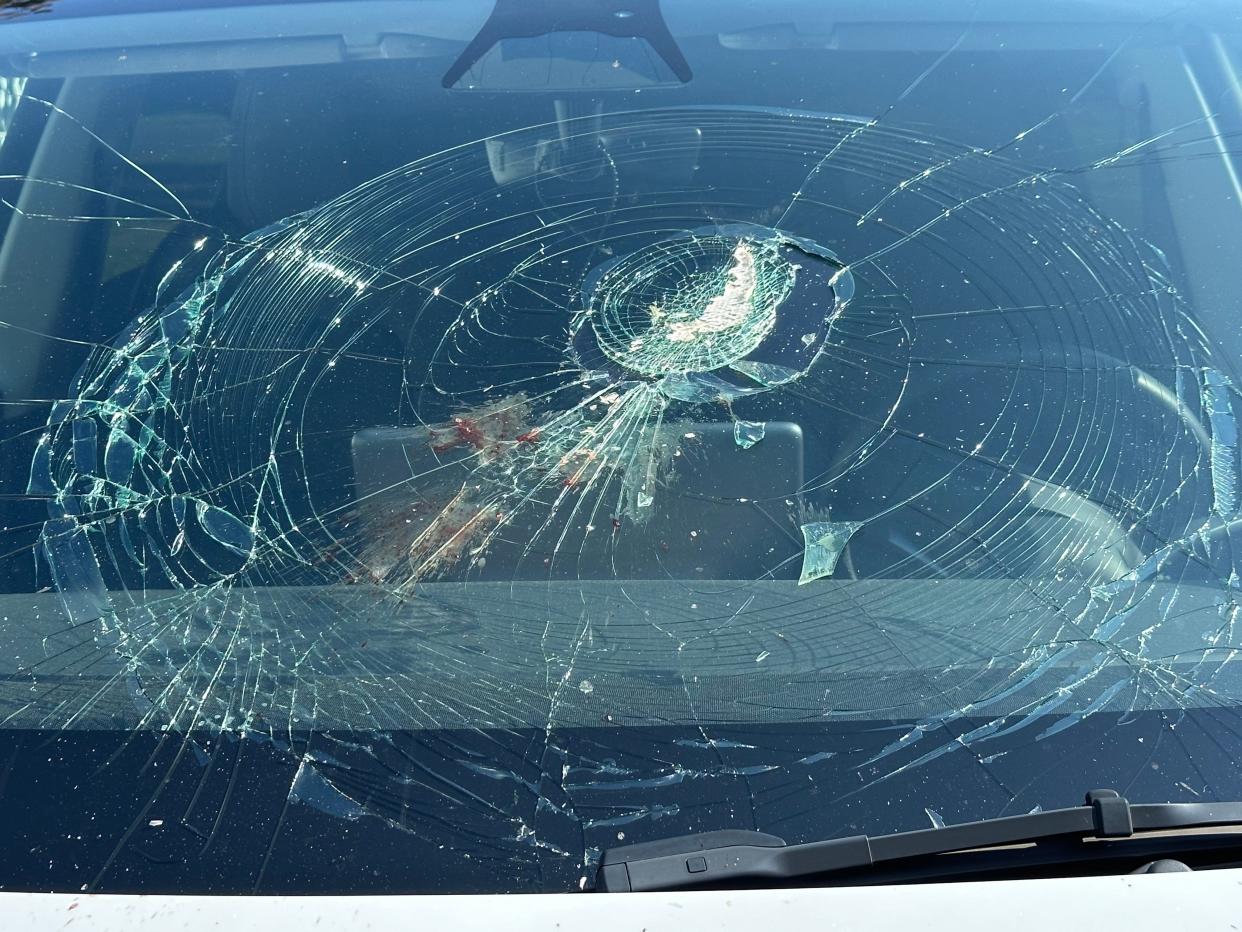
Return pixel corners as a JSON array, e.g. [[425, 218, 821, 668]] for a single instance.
[[594, 790, 1242, 892]]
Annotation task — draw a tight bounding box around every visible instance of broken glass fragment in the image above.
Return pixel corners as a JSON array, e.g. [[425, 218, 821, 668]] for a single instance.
[[38, 517, 111, 624], [288, 758, 365, 822], [733, 419, 766, 449], [194, 501, 256, 556], [1202, 368, 1239, 517], [798, 521, 863, 584]]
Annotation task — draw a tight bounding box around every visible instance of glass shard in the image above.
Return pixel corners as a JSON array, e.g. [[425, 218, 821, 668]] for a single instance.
[[1203, 368, 1239, 517], [798, 521, 862, 584], [733, 419, 766, 449]]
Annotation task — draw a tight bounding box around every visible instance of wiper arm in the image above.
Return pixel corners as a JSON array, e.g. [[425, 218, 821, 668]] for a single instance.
[[595, 789, 1242, 892]]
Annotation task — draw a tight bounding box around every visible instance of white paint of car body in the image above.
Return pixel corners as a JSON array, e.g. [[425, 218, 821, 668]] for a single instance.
[[4, 869, 1242, 932]]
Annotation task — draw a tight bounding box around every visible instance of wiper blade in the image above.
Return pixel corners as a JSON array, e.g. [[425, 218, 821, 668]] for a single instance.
[[594, 789, 1242, 892]]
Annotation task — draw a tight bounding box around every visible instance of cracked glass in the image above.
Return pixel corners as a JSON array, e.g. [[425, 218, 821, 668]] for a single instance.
[[2, 0, 1242, 895]]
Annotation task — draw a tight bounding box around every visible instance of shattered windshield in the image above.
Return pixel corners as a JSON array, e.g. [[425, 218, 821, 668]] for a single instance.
[[2, 0, 1242, 895]]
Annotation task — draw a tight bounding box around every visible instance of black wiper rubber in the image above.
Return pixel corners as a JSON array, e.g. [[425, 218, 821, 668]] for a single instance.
[[594, 789, 1242, 892]]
